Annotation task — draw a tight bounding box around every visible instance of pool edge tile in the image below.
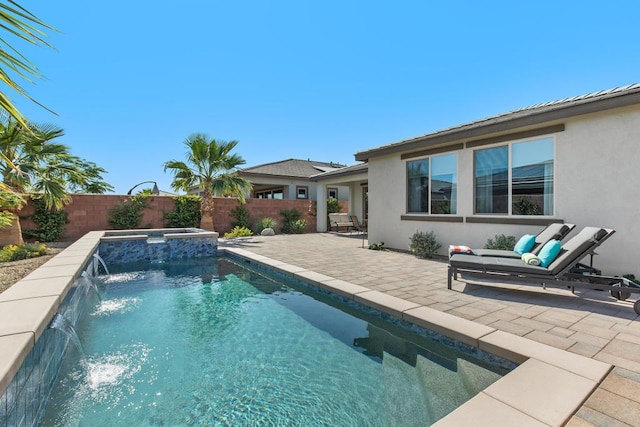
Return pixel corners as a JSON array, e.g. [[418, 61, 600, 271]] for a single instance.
[[483, 358, 599, 426], [354, 290, 421, 319], [432, 392, 547, 427], [0, 296, 59, 343], [0, 276, 75, 305], [403, 305, 495, 347], [0, 333, 34, 398], [317, 278, 371, 299], [479, 330, 613, 382]]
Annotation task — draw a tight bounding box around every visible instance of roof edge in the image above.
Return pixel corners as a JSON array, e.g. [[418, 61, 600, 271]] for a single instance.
[[355, 85, 640, 161]]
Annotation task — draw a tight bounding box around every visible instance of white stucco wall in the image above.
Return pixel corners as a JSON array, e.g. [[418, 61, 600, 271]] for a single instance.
[[314, 173, 366, 231], [368, 105, 640, 275]]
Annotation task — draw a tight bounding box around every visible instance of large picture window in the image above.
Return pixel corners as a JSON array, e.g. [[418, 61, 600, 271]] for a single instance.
[[407, 153, 457, 214], [474, 137, 554, 215]]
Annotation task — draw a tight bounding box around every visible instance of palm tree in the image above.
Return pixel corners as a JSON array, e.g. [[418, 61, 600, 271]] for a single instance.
[[164, 134, 253, 231], [0, 115, 113, 244], [0, 1, 57, 129]]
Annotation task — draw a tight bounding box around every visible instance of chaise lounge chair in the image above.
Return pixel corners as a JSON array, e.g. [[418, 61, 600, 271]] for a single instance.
[[451, 222, 576, 258], [448, 226, 640, 314]]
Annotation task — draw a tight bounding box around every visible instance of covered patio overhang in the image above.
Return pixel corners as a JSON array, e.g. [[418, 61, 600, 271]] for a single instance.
[[311, 163, 368, 232]]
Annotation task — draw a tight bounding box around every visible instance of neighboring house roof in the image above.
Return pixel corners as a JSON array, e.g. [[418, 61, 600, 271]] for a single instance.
[[355, 83, 640, 161], [239, 158, 346, 179], [311, 162, 368, 181]]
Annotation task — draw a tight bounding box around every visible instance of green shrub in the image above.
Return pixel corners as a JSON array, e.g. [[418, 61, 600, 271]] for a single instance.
[[484, 234, 517, 250], [327, 198, 341, 214], [0, 243, 47, 263], [224, 226, 253, 238], [369, 242, 385, 251], [281, 209, 307, 234], [164, 195, 201, 228], [22, 199, 69, 242], [253, 217, 278, 234], [229, 204, 251, 229], [108, 193, 149, 230], [409, 230, 441, 259]]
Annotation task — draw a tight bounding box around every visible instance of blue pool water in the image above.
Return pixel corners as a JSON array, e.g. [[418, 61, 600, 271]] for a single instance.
[[41, 257, 505, 426]]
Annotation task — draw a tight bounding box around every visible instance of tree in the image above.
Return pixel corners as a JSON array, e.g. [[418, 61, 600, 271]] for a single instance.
[[0, 115, 113, 244], [164, 134, 253, 231], [0, 1, 57, 129]]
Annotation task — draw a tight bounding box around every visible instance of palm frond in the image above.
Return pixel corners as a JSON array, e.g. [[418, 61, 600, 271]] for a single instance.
[[0, 1, 58, 127]]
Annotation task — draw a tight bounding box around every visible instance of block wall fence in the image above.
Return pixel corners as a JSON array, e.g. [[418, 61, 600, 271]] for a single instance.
[[9, 194, 347, 242]]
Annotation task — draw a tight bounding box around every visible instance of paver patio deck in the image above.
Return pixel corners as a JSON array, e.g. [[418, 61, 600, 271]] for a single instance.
[[222, 233, 640, 426]]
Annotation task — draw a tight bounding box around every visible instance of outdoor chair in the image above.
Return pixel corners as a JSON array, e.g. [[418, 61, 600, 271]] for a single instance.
[[448, 226, 640, 315], [350, 215, 366, 234], [449, 222, 576, 258], [329, 213, 354, 232]]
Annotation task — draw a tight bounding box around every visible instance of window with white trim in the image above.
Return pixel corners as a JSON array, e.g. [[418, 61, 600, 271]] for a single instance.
[[296, 186, 308, 199], [474, 137, 554, 215], [407, 153, 457, 214]]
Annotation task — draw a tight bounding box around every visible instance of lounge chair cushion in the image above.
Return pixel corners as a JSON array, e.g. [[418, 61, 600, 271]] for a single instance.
[[538, 239, 562, 267], [449, 254, 552, 275], [514, 234, 536, 255], [548, 227, 609, 275]]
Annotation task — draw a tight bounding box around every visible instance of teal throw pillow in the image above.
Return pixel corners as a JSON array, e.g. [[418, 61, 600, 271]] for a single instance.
[[538, 239, 562, 267], [514, 234, 536, 255]]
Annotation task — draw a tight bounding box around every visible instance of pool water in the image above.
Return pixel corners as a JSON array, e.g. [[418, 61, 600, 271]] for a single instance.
[[41, 257, 504, 426]]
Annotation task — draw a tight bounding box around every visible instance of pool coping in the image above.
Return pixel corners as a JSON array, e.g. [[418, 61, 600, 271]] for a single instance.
[[0, 231, 613, 426]]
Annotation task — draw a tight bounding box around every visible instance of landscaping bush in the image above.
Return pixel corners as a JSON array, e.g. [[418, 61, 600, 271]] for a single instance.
[[484, 234, 517, 250], [164, 195, 201, 228], [229, 204, 251, 229], [281, 209, 307, 234], [22, 199, 69, 242], [409, 230, 441, 259], [224, 226, 253, 238], [368, 242, 385, 251], [0, 243, 47, 262], [108, 193, 149, 230], [327, 197, 341, 214], [253, 217, 278, 234]]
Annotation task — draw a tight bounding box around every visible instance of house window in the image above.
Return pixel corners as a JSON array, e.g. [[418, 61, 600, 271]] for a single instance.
[[474, 137, 554, 215], [407, 153, 457, 214], [296, 186, 308, 199], [255, 188, 284, 199], [328, 187, 338, 199]]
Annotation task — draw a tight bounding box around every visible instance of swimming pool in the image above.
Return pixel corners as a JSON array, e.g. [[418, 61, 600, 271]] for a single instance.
[[40, 256, 507, 426]]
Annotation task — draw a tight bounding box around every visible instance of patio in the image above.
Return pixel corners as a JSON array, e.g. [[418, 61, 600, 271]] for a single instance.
[[222, 232, 640, 426]]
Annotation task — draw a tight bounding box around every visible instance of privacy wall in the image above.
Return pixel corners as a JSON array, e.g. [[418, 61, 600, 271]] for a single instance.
[[15, 194, 318, 242]]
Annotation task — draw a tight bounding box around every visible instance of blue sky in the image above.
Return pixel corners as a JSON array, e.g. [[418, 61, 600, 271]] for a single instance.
[[14, 0, 640, 194]]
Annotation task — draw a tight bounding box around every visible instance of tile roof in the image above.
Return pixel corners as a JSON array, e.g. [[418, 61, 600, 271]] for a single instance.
[[311, 162, 368, 181], [240, 158, 346, 179], [355, 83, 640, 161]]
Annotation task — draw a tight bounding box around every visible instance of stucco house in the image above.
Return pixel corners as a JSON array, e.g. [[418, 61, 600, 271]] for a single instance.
[[238, 158, 350, 202], [349, 84, 640, 275], [187, 158, 351, 202]]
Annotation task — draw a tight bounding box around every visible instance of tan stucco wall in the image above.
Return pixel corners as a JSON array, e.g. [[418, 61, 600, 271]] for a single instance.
[[367, 105, 640, 275]]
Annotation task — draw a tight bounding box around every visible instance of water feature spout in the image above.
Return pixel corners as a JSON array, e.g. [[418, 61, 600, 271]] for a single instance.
[[92, 253, 110, 275], [81, 271, 103, 302], [49, 313, 86, 358]]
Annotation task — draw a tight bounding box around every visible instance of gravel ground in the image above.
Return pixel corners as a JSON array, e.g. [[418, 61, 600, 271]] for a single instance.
[[0, 245, 67, 294]]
